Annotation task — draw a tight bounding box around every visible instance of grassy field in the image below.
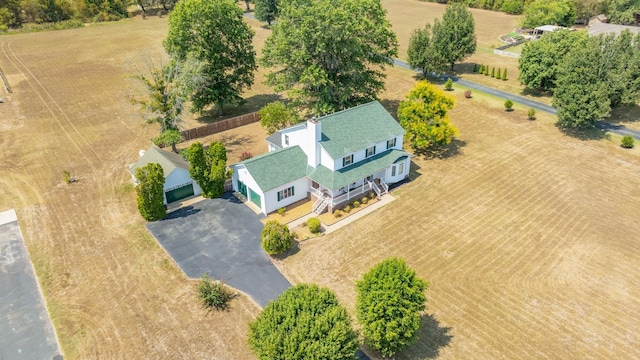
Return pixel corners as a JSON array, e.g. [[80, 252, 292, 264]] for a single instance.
[[1, 3, 640, 359]]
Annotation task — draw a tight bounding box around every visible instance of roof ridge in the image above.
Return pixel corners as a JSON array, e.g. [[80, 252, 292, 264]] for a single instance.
[[317, 101, 379, 122], [238, 145, 302, 165]]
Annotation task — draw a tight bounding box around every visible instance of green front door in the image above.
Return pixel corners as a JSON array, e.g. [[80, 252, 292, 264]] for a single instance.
[[237, 180, 247, 197], [165, 183, 195, 203], [249, 187, 261, 208]]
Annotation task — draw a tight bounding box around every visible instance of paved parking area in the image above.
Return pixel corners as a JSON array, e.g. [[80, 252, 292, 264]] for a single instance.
[[146, 194, 291, 307], [0, 209, 62, 360]]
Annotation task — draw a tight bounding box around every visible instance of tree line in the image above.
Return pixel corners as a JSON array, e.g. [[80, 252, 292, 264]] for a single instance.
[[417, 0, 639, 25], [518, 29, 640, 129]]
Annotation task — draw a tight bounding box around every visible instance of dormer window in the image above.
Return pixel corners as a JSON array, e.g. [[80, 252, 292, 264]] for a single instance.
[[285, 135, 289, 146], [387, 138, 396, 149], [366, 146, 376, 158], [342, 154, 354, 167]]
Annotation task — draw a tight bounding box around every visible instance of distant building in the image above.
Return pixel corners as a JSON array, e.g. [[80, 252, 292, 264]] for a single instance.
[[589, 14, 608, 25], [532, 25, 572, 38]]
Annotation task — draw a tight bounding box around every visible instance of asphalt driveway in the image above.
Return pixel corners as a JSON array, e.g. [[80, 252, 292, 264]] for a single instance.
[[146, 194, 291, 308]]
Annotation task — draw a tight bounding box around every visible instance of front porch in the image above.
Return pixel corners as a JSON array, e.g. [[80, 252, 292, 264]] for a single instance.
[[309, 176, 389, 214]]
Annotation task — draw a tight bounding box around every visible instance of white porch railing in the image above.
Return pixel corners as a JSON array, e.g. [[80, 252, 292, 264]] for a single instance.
[[369, 180, 382, 198], [332, 182, 371, 206], [379, 178, 389, 194], [309, 186, 323, 198]]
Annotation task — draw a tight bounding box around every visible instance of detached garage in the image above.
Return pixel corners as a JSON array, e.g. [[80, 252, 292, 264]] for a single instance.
[[129, 145, 202, 204]]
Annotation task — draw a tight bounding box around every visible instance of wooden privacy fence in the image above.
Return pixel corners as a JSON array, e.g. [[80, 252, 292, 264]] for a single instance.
[[181, 112, 260, 142]]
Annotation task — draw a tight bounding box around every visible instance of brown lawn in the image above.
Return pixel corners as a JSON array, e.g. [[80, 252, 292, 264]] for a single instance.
[[2, 5, 640, 360]]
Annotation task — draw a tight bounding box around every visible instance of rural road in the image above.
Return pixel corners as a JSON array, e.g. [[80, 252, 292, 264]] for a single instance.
[[241, 13, 640, 141]]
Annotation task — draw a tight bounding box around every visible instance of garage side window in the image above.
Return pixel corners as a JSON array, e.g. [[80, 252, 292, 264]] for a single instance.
[[277, 186, 295, 201]]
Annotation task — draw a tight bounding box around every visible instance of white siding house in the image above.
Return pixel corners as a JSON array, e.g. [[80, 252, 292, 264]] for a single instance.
[[129, 145, 202, 205], [233, 101, 412, 215]]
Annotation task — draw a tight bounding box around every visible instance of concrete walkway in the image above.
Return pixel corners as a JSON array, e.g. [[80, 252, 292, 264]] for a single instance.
[[288, 195, 396, 235], [0, 209, 62, 360]]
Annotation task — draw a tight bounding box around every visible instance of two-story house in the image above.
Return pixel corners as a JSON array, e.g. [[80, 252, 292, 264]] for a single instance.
[[231, 101, 412, 215]]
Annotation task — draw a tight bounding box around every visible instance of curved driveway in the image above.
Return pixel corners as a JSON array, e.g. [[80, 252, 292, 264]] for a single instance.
[[146, 194, 290, 308]]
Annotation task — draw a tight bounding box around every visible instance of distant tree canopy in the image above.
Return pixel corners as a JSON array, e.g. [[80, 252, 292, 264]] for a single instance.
[[553, 31, 640, 129], [261, 0, 398, 115], [417, 0, 531, 15], [249, 284, 358, 360], [164, 0, 256, 115], [518, 30, 588, 92], [0, 0, 129, 28], [258, 101, 301, 135], [606, 0, 640, 25], [254, 0, 279, 26], [407, 3, 476, 73], [521, 0, 577, 28]]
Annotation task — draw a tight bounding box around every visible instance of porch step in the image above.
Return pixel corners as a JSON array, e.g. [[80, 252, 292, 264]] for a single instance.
[[313, 196, 330, 215]]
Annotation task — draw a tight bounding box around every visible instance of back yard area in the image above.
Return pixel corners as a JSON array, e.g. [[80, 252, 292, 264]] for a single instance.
[[1, 3, 639, 360]]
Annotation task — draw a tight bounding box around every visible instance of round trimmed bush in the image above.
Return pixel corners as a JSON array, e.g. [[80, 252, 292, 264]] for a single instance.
[[261, 220, 293, 255], [307, 217, 321, 234], [621, 135, 635, 149]]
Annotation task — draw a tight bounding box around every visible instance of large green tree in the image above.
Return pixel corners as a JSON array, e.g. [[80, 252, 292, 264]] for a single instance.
[[356, 258, 428, 357], [518, 29, 587, 91], [606, 0, 640, 25], [553, 31, 640, 129], [407, 23, 446, 75], [261, 0, 398, 115], [135, 163, 166, 221], [164, 0, 256, 115], [398, 81, 458, 150], [254, 0, 278, 25], [249, 284, 358, 360], [432, 2, 477, 71], [521, 0, 576, 28], [553, 36, 611, 129]]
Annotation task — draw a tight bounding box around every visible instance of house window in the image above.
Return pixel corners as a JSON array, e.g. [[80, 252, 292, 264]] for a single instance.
[[391, 165, 396, 177], [398, 162, 405, 175], [342, 154, 354, 167], [277, 186, 295, 201], [387, 138, 396, 149], [285, 135, 289, 146], [366, 146, 376, 157]]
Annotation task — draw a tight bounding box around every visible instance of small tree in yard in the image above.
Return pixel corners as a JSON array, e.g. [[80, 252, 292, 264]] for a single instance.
[[398, 81, 458, 150], [261, 220, 293, 255], [249, 284, 358, 360], [198, 274, 234, 311], [255, 0, 278, 26], [187, 141, 229, 198], [502, 68, 508, 81], [444, 78, 453, 91], [135, 163, 166, 221], [621, 135, 635, 149], [491, 67, 495, 78], [258, 101, 301, 135], [153, 128, 183, 153], [497, 68, 501, 80], [356, 258, 428, 357], [528, 108, 536, 120], [505, 99, 514, 111]]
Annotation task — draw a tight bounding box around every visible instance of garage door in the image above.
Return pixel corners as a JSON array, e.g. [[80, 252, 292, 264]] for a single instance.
[[249, 187, 261, 208], [166, 183, 195, 203]]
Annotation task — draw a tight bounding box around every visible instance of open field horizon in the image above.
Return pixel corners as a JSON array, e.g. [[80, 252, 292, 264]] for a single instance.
[[1, 3, 639, 359]]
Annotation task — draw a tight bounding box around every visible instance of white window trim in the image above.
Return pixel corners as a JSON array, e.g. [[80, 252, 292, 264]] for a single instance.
[[366, 146, 376, 158], [277, 186, 294, 201], [387, 138, 396, 149]]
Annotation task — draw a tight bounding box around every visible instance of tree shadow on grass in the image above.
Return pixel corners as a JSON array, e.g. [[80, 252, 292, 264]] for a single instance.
[[399, 313, 453, 359], [414, 139, 466, 160], [520, 87, 552, 99], [195, 93, 282, 124], [217, 134, 254, 147], [556, 124, 608, 141], [380, 99, 401, 118]]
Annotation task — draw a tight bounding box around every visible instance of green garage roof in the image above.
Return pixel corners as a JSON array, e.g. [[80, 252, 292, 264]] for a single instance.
[[307, 149, 411, 191], [235, 146, 308, 192], [318, 101, 405, 159]]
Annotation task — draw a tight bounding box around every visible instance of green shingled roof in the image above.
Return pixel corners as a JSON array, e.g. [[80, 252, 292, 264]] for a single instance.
[[129, 145, 189, 177], [307, 149, 411, 191], [319, 101, 405, 159], [235, 146, 308, 192]]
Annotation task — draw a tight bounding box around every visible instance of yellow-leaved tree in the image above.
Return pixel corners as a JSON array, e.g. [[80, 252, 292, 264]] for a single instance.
[[397, 80, 458, 150]]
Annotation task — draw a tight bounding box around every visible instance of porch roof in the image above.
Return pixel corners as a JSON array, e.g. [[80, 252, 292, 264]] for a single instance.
[[234, 146, 308, 192], [307, 149, 411, 191]]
